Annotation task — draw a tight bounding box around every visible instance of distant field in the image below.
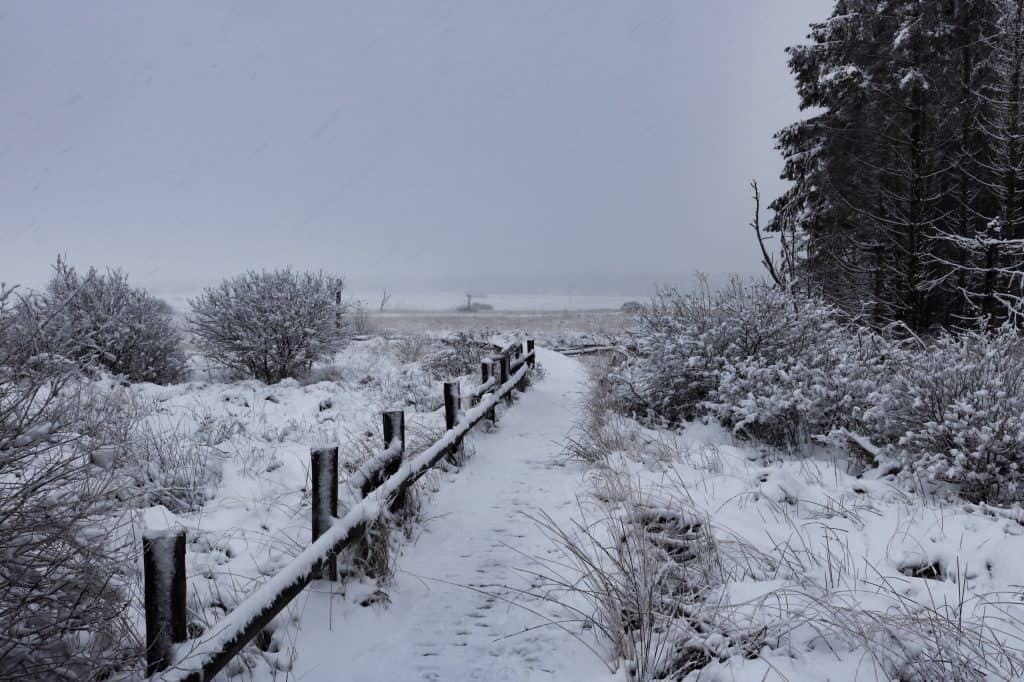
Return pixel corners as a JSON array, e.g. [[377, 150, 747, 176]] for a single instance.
[[362, 308, 629, 337], [160, 290, 643, 313], [346, 291, 642, 312], [161, 290, 639, 338]]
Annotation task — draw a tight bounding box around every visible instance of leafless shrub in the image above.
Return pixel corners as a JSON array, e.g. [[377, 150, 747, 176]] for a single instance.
[[2, 259, 186, 385], [189, 269, 346, 384], [391, 333, 434, 364], [0, 285, 139, 679], [623, 276, 1024, 503], [420, 330, 496, 380]]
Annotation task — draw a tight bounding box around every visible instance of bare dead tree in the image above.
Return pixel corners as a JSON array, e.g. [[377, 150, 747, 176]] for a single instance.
[[751, 181, 785, 288], [379, 289, 391, 312]]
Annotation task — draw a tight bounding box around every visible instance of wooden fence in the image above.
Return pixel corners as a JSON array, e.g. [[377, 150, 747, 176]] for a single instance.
[[143, 339, 537, 680]]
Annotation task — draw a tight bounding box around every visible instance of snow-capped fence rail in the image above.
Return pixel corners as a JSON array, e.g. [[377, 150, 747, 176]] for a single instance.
[[144, 339, 537, 680], [552, 343, 625, 358]]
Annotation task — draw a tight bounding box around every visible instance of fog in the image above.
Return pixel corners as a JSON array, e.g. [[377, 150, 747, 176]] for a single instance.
[[1, 1, 827, 296]]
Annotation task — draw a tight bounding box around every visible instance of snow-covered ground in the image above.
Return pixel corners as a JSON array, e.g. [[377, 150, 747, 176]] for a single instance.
[[122, 330, 1024, 681], [128, 340, 619, 680], [285, 349, 614, 681], [573, 409, 1024, 680], [125, 337, 473, 676]]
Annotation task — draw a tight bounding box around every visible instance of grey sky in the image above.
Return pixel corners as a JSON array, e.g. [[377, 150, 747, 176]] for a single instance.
[[1, 1, 826, 295]]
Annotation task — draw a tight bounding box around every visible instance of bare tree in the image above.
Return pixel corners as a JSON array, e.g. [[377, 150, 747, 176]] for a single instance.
[[461, 291, 489, 312], [379, 288, 391, 312], [751, 180, 802, 292]]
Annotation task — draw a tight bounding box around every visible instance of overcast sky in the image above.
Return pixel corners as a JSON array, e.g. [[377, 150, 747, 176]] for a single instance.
[[1, 1, 827, 295]]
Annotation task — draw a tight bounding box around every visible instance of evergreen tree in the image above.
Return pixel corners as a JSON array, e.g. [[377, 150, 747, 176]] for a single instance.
[[770, 0, 1024, 330]]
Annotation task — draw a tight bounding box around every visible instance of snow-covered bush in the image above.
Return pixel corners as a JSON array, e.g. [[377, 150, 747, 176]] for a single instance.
[[873, 329, 1024, 503], [707, 323, 898, 448], [0, 286, 136, 678], [1, 263, 184, 384], [27, 258, 187, 384], [622, 276, 1024, 502], [420, 331, 496, 380], [189, 269, 346, 384], [616, 278, 727, 422], [622, 277, 856, 435]]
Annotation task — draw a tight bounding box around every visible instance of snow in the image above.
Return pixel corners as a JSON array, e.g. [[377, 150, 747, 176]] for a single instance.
[[899, 68, 927, 91], [820, 64, 862, 84], [468, 375, 498, 399], [894, 24, 913, 49], [118, 329, 1024, 679], [342, 439, 403, 506], [586, 417, 1024, 680], [142, 505, 184, 532], [283, 349, 615, 681], [155, 350, 571, 680], [162, 500, 376, 680]]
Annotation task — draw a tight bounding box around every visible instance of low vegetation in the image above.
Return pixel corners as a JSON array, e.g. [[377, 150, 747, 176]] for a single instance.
[[554, 353, 1024, 680], [613, 277, 1024, 505], [189, 268, 347, 384], [0, 285, 138, 679], [4, 258, 186, 385], [1, 260, 510, 678], [12, 253, 1024, 680]]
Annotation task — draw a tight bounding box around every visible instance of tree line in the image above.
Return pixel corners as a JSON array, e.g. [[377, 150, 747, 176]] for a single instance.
[[772, 0, 1024, 330]]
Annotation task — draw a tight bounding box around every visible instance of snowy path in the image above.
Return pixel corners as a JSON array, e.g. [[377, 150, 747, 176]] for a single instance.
[[286, 349, 615, 682]]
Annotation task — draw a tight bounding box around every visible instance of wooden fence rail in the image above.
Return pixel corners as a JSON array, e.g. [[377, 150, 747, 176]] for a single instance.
[[144, 339, 537, 680]]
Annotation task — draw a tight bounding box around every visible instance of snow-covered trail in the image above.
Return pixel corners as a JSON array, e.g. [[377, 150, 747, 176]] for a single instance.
[[286, 349, 615, 682]]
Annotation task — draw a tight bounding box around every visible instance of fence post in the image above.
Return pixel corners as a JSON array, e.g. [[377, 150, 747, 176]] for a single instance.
[[143, 529, 187, 676], [490, 358, 501, 423], [481, 360, 497, 423], [527, 339, 535, 368], [499, 354, 512, 404], [335, 290, 342, 334], [311, 446, 339, 581], [444, 381, 462, 460], [515, 342, 528, 390], [383, 410, 405, 512]]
